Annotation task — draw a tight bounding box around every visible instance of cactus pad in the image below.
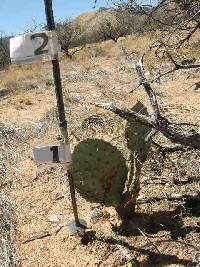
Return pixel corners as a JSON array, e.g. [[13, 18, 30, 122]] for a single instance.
[[72, 139, 128, 206], [125, 101, 152, 163]]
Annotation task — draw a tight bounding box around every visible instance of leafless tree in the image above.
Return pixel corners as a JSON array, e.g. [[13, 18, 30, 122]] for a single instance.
[[97, 8, 136, 41], [102, 0, 200, 47], [55, 18, 84, 58], [0, 32, 10, 70]]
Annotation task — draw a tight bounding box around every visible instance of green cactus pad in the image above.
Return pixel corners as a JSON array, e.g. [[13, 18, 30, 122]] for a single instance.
[[125, 101, 152, 165], [72, 139, 128, 206]]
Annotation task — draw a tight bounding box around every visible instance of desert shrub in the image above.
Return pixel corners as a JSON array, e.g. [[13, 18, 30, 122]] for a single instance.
[[56, 19, 82, 57], [0, 33, 10, 70]]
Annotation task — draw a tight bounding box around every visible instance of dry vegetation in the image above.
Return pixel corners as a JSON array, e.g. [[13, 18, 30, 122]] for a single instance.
[[0, 24, 200, 267]]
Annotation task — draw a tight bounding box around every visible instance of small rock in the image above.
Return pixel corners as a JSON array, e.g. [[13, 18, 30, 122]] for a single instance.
[[54, 192, 64, 200], [50, 224, 63, 235], [48, 214, 61, 223], [90, 208, 103, 224]]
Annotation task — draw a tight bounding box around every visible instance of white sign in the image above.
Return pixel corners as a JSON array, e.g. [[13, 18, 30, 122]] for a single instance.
[[10, 31, 61, 64], [33, 144, 71, 165]]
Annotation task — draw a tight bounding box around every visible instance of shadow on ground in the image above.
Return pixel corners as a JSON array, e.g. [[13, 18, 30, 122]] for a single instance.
[[80, 199, 200, 267], [81, 229, 198, 267]]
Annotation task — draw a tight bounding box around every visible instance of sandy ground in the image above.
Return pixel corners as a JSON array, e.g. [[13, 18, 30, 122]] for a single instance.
[[1, 55, 200, 266]]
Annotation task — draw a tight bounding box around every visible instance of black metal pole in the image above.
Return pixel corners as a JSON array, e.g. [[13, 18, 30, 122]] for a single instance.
[[44, 0, 82, 228], [44, 0, 66, 127]]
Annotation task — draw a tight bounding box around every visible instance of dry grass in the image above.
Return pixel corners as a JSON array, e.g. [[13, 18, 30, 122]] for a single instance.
[[10, 93, 34, 110], [1, 21, 198, 97], [0, 61, 49, 91]]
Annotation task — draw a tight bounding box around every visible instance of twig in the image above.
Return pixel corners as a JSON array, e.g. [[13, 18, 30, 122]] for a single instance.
[[178, 21, 200, 47], [135, 56, 161, 120], [137, 227, 161, 254], [112, 231, 139, 267], [21, 230, 51, 244], [152, 141, 191, 153], [154, 50, 200, 81], [170, 121, 199, 127], [137, 193, 200, 204]]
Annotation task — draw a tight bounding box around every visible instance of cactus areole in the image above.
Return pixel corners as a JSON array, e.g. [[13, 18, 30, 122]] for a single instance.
[[72, 139, 128, 206]]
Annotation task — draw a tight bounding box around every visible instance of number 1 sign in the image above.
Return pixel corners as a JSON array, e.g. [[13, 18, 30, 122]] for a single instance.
[[10, 31, 61, 64]]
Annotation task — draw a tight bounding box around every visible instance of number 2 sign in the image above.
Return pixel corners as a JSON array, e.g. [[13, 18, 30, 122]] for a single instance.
[[10, 31, 61, 64]]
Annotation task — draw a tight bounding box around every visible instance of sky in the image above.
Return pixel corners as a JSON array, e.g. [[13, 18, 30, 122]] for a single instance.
[[0, 0, 157, 36]]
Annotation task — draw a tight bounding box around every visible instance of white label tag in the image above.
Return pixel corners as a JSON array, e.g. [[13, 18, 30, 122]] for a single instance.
[[33, 144, 71, 165], [10, 31, 61, 64]]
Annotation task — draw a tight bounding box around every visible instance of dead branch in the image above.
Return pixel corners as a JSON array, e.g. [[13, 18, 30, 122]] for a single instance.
[[135, 56, 161, 120], [95, 52, 200, 149], [137, 227, 161, 254], [94, 102, 155, 127], [154, 50, 200, 81], [178, 21, 200, 47], [112, 231, 139, 267], [152, 141, 191, 153], [170, 121, 199, 127], [137, 193, 200, 204], [91, 30, 200, 150], [135, 59, 200, 149], [145, 129, 158, 142], [21, 230, 51, 244], [95, 98, 200, 149], [166, 51, 200, 69]]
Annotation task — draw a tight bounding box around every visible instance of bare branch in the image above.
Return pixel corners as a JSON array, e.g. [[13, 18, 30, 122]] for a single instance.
[[178, 21, 200, 47], [135, 58, 161, 120], [137, 193, 200, 204], [152, 141, 191, 153], [93, 55, 200, 149], [95, 99, 200, 149], [145, 129, 158, 142], [91, 8, 200, 150], [154, 50, 200, 81], [135, 61, 200, 148], [94, 102, 155, 127], [166, 50, 200, 70], [170, 120, 199, 127]]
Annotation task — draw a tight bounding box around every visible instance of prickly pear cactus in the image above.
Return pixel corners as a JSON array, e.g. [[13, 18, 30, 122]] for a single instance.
[[115, 101, 153, 220], [72, 139, 128, 206], [125, 101, 152, 167]]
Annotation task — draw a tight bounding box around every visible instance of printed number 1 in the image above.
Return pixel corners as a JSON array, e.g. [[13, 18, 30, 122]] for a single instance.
[[30, 33, 48, 56], [50, 146, 60, 163]]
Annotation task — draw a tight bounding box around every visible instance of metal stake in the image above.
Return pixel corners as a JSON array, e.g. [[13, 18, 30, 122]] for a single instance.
[[43, 0, 86, 231]]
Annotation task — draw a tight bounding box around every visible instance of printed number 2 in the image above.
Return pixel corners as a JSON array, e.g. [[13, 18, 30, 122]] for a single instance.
[[30, 33, 48, 56]]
